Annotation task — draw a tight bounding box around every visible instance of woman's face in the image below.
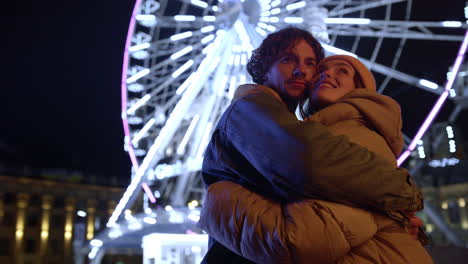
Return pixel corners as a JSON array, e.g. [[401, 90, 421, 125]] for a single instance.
[[309, 59, 356, 108]]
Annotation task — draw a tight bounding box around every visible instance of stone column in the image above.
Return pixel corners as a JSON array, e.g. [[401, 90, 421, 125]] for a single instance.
[[107, 200, 116, 223], [64, 197, 75, 263], [458, 197, 468, 230], [39, 195, 53, 264], [0, 193, 4, 225], [86, 199, 96, 240], [15, 193, 30, 264]]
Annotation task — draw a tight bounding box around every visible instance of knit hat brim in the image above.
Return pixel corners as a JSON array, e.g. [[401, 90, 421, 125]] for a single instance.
[[319, 55, 376, 91]]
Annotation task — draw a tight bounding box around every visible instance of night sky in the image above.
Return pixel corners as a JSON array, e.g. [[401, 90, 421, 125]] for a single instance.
[[1, 1, 467, 183]]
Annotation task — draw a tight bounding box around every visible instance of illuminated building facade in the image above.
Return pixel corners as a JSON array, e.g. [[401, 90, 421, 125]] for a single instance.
[[0, 174, 125, 264], [406, 119, 468, 245]]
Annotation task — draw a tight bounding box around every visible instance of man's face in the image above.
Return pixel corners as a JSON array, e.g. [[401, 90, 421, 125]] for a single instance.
[[264, 39, 318, 102], [310, 59, 356, 108]]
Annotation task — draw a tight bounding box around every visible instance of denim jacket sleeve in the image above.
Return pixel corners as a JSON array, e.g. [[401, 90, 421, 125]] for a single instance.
[[223, 91, 422, 211]]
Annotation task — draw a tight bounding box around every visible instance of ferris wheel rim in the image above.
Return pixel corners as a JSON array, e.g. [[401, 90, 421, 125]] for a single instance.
[[121, 0, 144, 170]]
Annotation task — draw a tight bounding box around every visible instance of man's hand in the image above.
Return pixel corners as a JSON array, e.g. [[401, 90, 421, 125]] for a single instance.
[[405, 211, 424, 240]]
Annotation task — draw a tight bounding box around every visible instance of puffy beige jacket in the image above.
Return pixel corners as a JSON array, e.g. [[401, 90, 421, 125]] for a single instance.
[[306, 89, 404, 166]]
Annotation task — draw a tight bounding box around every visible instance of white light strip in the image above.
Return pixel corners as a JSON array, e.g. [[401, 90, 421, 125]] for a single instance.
[[172, 60, 194, 78], [417, 146, 426, 159], [269, 17, 280, 23], [257, 22, 267, 28], [266, 25, 276, 32], [286, 1, 306, 11], [449, 140, 456, 153], [136, 14, 156, 21], [271, 0, 282, 8], [258, 22, 276, 32], [191, 0, 208, 8], [88, 247, 99, 259], [129, 42, 151, 52], [418, 79, 439, 89], [322, 43, 358, 58], [203, 16, 216, 22], [131, 118, 156, 146], [176, 73, 196, 95], [143, 217, 157, 224], [270, 8, 281, 15], [256, 27, 267, 36], [446, 126, 454, 138], [201, 25, 215, 33], [202, 43, 214, 54], [174, 15, 196, 21], [450, 89, 457, 97], [127, 68, 150, 83], [170, 31, 193, 41], [201, 34, 215, 44], [429, 158, 460, 168], [127, 94, 151, 115], [170, 46, 193, 60], [177, 114, 200, 155], [324, 18, 371, 24], [441, 21, 463, 28], [284, 17, 303, 24], [90, 239, 103, 247]]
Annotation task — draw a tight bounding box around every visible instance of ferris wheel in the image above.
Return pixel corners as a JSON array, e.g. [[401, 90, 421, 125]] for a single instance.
[[88, 0, 467, 260]]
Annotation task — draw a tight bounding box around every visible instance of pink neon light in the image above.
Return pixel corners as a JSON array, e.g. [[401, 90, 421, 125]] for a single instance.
[[186, 229, 197, 235], [396, 150, 411, 166], [397, 30, 468, 166], [121, 0, 143, 170], [141, 182, 157, 203]]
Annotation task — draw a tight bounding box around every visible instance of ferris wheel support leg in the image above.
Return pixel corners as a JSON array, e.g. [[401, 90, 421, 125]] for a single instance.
[[171, 31, 237, 206], [108, 29, 237, 226]]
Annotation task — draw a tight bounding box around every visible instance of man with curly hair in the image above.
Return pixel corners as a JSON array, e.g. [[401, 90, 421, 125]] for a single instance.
[[200, 27, 425, 263]]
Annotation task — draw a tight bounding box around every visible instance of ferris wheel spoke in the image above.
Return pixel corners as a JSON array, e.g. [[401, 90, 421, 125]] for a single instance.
[[327, 28, 465, 41], [359, 57, 444, 95], [155, 16, 214, 28], [327, 20, 467, 41], [161, 31, 211, 46], [328, 0, 404, 17], [327, 0, 353, 14]]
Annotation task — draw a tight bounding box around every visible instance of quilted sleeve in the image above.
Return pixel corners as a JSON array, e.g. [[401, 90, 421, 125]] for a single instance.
[[199, 181, 362, 264]]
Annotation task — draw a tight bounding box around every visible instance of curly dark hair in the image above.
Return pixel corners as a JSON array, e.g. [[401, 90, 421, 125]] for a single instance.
[[247, 26, 325, 85]]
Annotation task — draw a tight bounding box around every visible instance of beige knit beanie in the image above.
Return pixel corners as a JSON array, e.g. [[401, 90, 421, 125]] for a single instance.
[[319, 55, 376, 91]]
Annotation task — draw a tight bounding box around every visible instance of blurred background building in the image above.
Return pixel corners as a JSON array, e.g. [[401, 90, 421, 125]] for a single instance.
[[0, 168, 139, 264]]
